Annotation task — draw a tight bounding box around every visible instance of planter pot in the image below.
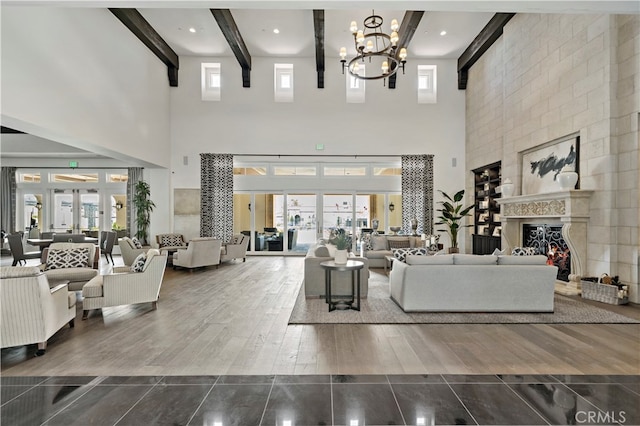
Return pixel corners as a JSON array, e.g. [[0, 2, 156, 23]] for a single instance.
[[448, 247, 459, 254], [557, 171, 578, 190], [334, 249, 348, 264]]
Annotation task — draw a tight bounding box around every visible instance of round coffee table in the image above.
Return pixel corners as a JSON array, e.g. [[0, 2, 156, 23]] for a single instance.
[[319, 260, 364, 312]]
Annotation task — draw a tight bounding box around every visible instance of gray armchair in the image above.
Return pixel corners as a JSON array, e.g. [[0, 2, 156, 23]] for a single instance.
[[173, 237, 222, 270], [220, 234, 249, 263]]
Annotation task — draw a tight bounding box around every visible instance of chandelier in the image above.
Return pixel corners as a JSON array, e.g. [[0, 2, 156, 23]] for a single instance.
[[339, 11, 407, 82]]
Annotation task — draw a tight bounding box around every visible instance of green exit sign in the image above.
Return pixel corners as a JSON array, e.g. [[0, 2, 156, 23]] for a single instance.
[[316, 144, 324, 151], [69, 160, 78, 168]]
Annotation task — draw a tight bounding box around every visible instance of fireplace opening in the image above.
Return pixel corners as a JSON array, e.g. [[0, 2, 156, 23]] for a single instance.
[[522, 224, 570, 282]]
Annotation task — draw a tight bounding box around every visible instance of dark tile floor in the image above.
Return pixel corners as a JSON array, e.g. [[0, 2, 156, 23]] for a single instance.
[[1, 374, 638, 426]]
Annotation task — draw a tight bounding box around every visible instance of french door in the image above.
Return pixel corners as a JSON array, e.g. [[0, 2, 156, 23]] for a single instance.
[[51, 189, 100, 233]]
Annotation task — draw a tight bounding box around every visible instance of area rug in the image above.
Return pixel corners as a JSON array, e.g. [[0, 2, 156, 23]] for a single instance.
[[288, 273, 640, 325]]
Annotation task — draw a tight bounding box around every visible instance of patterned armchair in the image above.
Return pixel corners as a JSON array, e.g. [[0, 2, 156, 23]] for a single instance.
[[1, 266, 76, 356]]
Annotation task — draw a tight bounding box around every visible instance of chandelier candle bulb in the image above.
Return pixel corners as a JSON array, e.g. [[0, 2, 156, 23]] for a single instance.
[[356, 30, 365, 44], [390, 31, 399, 45], [399, 48, 407, 61], [391, 19, 399, 31], [350, 21, 358, 33], [381, 61, 389, 73], [339, 47, 346, 60]]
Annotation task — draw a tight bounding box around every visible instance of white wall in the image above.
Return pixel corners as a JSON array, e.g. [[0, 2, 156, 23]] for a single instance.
[[1, 6, 172, 169]]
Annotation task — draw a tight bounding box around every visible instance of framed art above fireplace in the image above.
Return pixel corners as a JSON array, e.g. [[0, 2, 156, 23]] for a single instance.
[[521, 134, 579, 195]]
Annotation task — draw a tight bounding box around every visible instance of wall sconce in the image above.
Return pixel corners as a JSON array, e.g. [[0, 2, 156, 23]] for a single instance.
[[115, 201, 123, 210], [36, 202, 43, 210], [389, 202, 395, 212], [248, 203, 251, 212]]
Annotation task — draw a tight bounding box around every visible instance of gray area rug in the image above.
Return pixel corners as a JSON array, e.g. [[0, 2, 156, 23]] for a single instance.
[[289, 273, 639, 325]]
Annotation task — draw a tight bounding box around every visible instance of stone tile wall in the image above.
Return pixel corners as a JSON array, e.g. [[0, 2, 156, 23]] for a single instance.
[[465, 13, 639, 302]]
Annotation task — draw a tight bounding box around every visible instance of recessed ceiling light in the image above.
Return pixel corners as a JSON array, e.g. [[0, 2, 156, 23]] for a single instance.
[[273, 28, 280, 34], [189, 27, 196, 33], [440, 30, 447, 36]]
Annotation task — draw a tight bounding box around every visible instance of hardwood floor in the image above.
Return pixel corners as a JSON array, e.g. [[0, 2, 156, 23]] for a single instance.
[[2, 256, 639, 376]]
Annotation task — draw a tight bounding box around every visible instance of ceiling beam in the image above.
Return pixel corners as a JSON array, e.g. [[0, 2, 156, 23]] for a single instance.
[[388, 10, 424, 89], [1, 126, 25, 134], [109, 8, 180, 87], [457, 13, 515, 90], [210, 9, 252, 88], [313, 10, 325, 89]]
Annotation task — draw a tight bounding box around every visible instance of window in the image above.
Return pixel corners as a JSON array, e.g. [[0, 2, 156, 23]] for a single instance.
[[273, 166, 316, 176], [50, 173, 98, 183], [18, 173, 40, 183], [417, 65, 437, 104], [274, 64, 294, 102], [373, 167, 402, 176], [233, 167, 267, 176], [323, 166, 366, 176], [346, 64, 365, 103], [108, 174, 128, 183], [201, 63, 221, 101]]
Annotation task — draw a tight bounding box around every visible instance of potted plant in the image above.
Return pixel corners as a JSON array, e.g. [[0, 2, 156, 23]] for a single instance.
[[435, 189, 474, 253], [133, 180, 156, 246], [329, 230, 351, 264]]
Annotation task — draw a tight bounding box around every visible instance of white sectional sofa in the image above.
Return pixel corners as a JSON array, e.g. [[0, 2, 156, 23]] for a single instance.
[[389, 253, 557, 312]]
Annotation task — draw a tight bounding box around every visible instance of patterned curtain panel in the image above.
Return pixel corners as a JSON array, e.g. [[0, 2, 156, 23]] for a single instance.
[[1, 167, 17, 233], [127, 167, 143, 238], [401, 155, 434, 235], [200, 154, 233, 240]]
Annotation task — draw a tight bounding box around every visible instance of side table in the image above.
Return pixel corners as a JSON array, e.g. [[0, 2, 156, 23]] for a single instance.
[[320, 260, 364, 312]]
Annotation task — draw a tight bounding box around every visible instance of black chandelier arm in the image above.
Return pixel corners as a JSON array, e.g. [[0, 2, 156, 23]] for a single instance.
[[346, 54, 400, 80]]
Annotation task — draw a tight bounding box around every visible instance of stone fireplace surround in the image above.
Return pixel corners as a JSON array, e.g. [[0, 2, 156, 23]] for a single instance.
[[497, 190, 593, 295]]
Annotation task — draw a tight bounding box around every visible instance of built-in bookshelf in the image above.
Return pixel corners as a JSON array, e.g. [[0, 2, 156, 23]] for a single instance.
[[472, 162, 502, 255]]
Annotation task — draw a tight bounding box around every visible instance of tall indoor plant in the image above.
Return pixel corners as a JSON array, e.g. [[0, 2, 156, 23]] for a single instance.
[[435, 189, 474, 253], [133, 180, 156, 246]]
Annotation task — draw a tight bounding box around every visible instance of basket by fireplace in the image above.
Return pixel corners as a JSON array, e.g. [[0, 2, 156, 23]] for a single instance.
[[581, 275, 629, 305]]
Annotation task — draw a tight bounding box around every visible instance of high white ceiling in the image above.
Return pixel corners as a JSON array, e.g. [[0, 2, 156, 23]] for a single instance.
[[2, 1, 638, 160]]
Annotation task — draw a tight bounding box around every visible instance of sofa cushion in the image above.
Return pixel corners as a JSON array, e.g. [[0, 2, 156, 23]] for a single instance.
[[453, 254, 498, 265], [512, 246, 536, 256], [371, 235, 388, 251], [314, 246, 330, 257], [131, 253, 147, 272], [406, 254, 454, 265], [392, 247, 427, 262], [44, 267, 98, 282], [45, 248, 90, 270], [498, 255, 548, 265], [388, 237, 411, 249]]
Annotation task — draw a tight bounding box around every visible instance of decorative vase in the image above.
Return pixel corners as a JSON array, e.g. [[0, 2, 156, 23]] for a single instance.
[[501, 179, 514, 197], [557, 166, 578, 190], [334, 249, 348, 264], [371, 219, 379, 234], [410, 218, 418, 235]]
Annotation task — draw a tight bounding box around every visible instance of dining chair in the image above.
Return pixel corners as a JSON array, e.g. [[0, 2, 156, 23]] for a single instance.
[[7, 233, 41, 266]]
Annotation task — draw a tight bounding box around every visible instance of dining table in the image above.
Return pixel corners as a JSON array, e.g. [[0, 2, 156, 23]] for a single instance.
[[27, 237, 99, 251]]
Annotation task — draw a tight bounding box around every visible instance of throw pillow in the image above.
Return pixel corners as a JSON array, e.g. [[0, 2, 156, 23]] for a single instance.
[[360, 233, 373, 251], [160, 234, 183, 247], [314, 246, 330, 257], [45, 248, 90, 270], [131, 253, 147, 272], [512, 247, 536, 256], [371, 235, 388, 251], [131, 237, 143, 249], [492, 248, 506, 256], [392, 247, 427, 262]]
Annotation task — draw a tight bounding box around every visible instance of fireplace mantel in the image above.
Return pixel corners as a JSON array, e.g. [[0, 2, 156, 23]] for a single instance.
[[497, 190, 594, 295]]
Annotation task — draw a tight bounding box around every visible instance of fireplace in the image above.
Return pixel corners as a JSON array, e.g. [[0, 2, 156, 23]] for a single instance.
[[497, 190, 593, 295], [522, 224, 571, 282]]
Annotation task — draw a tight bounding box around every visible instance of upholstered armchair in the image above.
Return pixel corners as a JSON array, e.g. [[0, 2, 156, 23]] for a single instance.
[[119, 237, 147, 266], [220, 234, 249, 263], [173, 237, 222, 270], [1, 266, 76, 356], [82, 250, 167, 319], [40, 242, 100, 292]]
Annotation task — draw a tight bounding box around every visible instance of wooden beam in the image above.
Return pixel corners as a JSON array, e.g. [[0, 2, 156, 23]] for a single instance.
[[388, 10, 424, 89], [109, 8, 180, 87], [210, 9, 252, 88], [457, 13, 515, 89], [313, 10, 325, 89], [1, 126, 25, 134]]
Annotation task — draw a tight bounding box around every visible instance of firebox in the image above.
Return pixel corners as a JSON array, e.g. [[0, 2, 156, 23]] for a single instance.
[[522, 224, 570, 282]]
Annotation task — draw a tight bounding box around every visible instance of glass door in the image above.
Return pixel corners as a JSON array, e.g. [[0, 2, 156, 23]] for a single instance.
[[285, 194, 317, 254], [51, 189, 100, 234]]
